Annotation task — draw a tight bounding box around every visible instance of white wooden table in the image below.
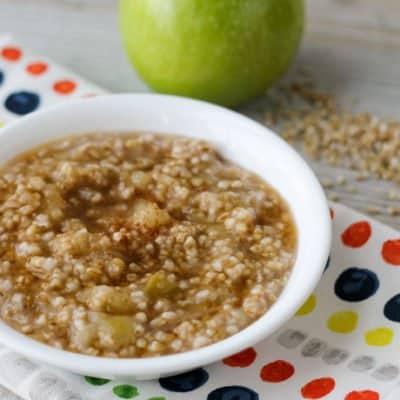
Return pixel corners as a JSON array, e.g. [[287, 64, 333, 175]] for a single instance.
[[1, 0, 400, 228]]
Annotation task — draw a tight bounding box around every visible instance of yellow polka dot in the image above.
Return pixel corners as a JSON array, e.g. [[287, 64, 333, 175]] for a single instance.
[[365, 327, 394, 346], [0, 121, 3, 128], [295, 294, 317, 316], [327, 310, 358, 333]]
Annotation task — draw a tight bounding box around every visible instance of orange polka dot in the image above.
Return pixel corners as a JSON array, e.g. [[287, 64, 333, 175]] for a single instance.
[[1, 46, 22, 61], [345, 390, 379, 400], [223, 347, 257, 368], [260, 360, 295, 383], [342, 221, 372, 248], [329, 208, 334, 219], [53, 80, 77, 94], [26, 62, 48, 75], [382, 240, 400, 266], [301, 377, 335, 399]]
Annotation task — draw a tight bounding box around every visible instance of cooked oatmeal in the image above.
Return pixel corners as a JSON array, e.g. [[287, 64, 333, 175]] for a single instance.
[[0, 133, 296, 357]]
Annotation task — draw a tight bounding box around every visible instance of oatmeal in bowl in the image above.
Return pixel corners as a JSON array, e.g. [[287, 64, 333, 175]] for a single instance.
[[0, 94, 330, 378], [0, 132, 296, 358]]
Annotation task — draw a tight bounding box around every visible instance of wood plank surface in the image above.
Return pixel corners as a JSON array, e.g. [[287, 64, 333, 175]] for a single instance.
[[1, 0, 399, 228]]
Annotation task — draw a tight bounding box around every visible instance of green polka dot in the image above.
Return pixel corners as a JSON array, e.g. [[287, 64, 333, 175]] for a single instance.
[[147, 397, 166, 400], [113, 385, 139, 399], [84, 376, 111, 386], [327, 310, 358, 334]]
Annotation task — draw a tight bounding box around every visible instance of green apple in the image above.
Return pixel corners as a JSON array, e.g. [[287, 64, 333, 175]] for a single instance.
[[119, 0, 304, 107]]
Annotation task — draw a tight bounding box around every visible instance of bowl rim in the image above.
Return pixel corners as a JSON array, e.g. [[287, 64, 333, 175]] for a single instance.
[[0, 93, 331, 377]]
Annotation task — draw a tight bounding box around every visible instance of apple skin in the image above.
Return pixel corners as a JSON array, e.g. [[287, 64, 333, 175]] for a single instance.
[[119, 0, 304, 107]]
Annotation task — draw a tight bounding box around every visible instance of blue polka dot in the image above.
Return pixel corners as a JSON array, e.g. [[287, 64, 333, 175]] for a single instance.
[[324, 256, 331, 272], [4, 91, 40, 115], [159, 368, 209, 392], [335, 267, 379, 302], [0, 70, 4, 86], [384, 294, 400, 322], [207, 386, 259, 400]]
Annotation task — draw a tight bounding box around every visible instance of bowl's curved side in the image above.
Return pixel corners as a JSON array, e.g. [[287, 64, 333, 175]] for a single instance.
[[0, 94, 331, 379]]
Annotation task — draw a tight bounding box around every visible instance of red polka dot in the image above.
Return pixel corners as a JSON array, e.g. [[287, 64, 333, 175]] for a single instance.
[[260, 360, 295, 382], [382, 239, 400, 265], [223, 347, 257, 368], [329, 208, 335, 219], [341, 221, 372, 248], [1, 46, 22, 61], [26, 62, 48, 75], [345, 390, 379, 400], [53, 80, 77, 94], [301, 377, 335, 399]]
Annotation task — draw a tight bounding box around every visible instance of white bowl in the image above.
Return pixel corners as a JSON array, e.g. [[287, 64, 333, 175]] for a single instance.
[[0, 94, 331, 379]]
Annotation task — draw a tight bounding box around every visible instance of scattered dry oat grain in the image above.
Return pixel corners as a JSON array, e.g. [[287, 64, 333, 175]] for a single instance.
[[263, 80, 400, 186]]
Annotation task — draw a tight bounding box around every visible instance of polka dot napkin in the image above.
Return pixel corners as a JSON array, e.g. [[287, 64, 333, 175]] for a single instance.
[[1, 35, 400, 400], [0, 34, 105, 125]]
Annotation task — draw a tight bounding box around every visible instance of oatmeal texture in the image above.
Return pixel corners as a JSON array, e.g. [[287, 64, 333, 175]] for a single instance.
[[0, 133, 296, 357]]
